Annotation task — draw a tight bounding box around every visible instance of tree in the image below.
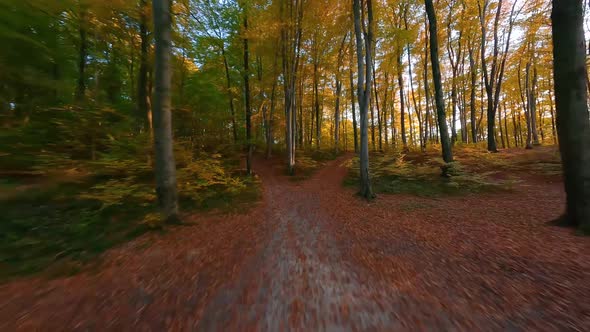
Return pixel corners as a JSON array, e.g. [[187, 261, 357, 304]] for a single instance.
[[353, 0, 375, 198], [152, 0, 178, 221], [241, 1, 252, 175], [138, 0, 151, 129], [281, 0, 304, 175], [349, 37, 359, 153], [334, 33, 348, 153], [551, 0, 590, 230], [76, 2, 88, 102], [477, 0, 518, 152], [425, 0, 452, 164]]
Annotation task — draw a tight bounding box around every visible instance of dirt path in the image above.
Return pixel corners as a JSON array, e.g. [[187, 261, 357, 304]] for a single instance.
[[1, 156, 589, 331]]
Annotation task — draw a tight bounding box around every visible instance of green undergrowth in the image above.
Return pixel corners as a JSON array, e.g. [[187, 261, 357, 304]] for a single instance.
[[451, 145, 562, 177], [344, 150, 517, 197], [0, 155, 259, 280], [0, 107, 260, 280], [289, 149, 342, 181]]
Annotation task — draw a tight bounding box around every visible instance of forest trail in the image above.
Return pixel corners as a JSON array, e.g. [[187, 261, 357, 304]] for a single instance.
[[1, 155, 589, 331]]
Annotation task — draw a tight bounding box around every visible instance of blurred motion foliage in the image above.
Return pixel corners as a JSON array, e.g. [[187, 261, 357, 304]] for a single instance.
[[0, 0, 261, 279]]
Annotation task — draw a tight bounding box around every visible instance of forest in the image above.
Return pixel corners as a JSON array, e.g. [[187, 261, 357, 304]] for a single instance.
[[0, 0, 589, 330]]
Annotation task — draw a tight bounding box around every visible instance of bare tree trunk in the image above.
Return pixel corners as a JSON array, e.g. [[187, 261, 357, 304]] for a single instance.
[[138, 0, 150, 127], [468, 38, 477, 143], [281, 0, 303, 175], [498, 102, 505, 148], [530, 63, 540, 145], [446, 3, 463, 145], [152, 0, 178, 221], [372, 63, 383, 151], [551, 0, 590, 230], [349, 47, 359, 153], [222, 47, 238, 143], [242, 3, 252, 174], [547, 78, 558, 144], [382, 72, 390, 148], [512, 107, 519, 147], [524, 61, 533, 149], [397, 51, 408, 151], [391, 78, 397, 147], [425, 0, 453, 164], [370, 91, 376, 150], [353, 0, 374, 198], [267, 77, 277, 158], [407, 42, 423, 151], [334, 34, 347, 153], [478, 0, 499, 152], [76, 5, 87, 102], [314, 60, 321, 149], [503, 100, 510, 148], [423, 15, 431, 148]]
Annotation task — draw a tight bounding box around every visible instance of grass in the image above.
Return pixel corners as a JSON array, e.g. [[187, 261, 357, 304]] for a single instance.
[[344, 148, 522, 197], [0, 158, 261, 281]]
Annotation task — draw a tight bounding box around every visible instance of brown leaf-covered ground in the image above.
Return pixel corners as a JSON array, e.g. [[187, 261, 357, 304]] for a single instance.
[[1, 152, 589, 331]]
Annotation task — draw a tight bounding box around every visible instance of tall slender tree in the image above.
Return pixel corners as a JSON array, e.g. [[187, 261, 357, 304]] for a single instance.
[[242, 1, 252, 175], [353, 0, 374, 198], [551, 0, 590, 230], [281, 0, 304, 175], [138, 0, 151, 129], [425, 0, 453, 164], [152, 0, 178, 221]]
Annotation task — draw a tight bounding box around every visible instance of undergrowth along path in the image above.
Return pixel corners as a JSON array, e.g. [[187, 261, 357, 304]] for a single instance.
[[0, 154, 588, 331]]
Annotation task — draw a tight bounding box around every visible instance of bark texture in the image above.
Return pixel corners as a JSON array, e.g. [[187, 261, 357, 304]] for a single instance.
[[152, 0, 178, 220], [551, 0, 590, 230], [425, 0, 453, 164]]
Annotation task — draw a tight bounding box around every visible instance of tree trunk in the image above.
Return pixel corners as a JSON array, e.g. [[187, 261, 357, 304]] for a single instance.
[[152, 0, 178, 221], [524, 62, 533, 149], [551, 0, 590, 229], [391, 78, 397, 147], [547, 78, 558, 144], [468, 40, 477, 143], [138, 0, 150, 127], [498, 103, 506, 148], [370, 92, 376, 151], [425, 0, 453, 164], [372, 63, 383, 151], [382, 72, 390, 148], [353, 0, 374, 198], [281, 0, 303, 175], [314, 61, 321, 149], [335, 80, 342, 152], [512, 107, 519, 147], [335, 33, 347, 153], [423, 16, 431, 148], [530, 63, 540, 145], [222, 47, 238, 143], [503, 100, 510, 148], [242, 5, 252, 174], [76, 6, 87, 102], [349, 52, 359, 153], [397, 51, 408, 151], [406, 41, 422, 151], [267, 78, 276, 158]]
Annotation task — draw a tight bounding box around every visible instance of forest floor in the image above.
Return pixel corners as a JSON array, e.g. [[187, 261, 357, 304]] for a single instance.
[[1, 147, 589, 331]]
